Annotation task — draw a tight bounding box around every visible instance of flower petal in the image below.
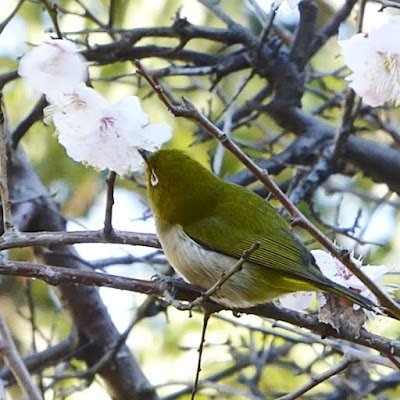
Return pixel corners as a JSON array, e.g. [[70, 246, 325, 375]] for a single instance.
[[278, 292, 314, 311], [140, 122, 172, 151], [18, 39, 87, 96]]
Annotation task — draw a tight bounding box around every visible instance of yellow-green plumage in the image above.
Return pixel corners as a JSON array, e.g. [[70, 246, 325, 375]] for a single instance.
[[145, 148, 375, 310]]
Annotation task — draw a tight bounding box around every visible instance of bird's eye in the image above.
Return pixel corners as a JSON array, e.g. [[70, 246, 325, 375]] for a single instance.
[[150, 169, 159, 187]]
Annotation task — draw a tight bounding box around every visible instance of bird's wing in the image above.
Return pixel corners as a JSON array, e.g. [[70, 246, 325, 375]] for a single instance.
[[184, 215, 324, 284]]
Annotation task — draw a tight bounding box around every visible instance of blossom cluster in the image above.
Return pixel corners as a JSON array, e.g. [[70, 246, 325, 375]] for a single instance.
[[18, 39, 171, 175], [339, 16, 400, 107]]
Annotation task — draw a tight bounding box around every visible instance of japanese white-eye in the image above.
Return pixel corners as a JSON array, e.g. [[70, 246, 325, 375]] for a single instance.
[[144, 148, 375, 311]]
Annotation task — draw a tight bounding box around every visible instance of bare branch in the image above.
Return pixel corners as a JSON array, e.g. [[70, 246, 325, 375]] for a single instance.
[[0, 308, 43, 400], [0, 95, 15, 234], [276, 356, 356, 400], [0, 229, 160, 251]]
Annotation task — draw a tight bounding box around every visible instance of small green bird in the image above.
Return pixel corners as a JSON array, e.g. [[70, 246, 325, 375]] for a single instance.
[[143, 148, 376, 311]]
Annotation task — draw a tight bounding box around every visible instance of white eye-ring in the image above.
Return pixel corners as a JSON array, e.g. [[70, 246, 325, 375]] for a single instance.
[[150, 170, 159, 187]]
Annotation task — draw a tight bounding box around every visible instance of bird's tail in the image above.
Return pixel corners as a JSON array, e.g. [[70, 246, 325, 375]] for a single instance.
[[319, 280, 379, 313]]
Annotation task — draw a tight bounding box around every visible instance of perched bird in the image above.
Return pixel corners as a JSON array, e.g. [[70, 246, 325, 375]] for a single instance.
[[143, 148, 376, 311]]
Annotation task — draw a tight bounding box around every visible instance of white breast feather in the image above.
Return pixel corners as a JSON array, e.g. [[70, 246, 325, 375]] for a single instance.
[[157, 224, 277, 308]]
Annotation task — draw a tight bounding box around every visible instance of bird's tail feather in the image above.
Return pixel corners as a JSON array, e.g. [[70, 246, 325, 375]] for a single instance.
[[320, 280, 378, 313]]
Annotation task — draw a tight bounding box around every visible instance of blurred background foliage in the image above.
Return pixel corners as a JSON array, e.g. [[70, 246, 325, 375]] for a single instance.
[[2, 0, 400, 399]]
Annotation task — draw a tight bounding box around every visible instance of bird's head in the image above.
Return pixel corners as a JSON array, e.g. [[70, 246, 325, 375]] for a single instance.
[[142, 149, 220, 225]]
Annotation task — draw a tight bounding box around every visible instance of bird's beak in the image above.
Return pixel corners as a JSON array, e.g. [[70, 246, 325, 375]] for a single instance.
[[138, 148, 151, 164]]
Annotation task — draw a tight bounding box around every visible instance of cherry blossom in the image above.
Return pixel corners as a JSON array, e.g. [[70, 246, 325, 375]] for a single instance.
[[339, 16, 400, 107], [18, 39, 172, 176], [18, 39, 88, 97], [47, 86, 109, 132], [278, 291, 314, 310], [50, 91, 172, 175]]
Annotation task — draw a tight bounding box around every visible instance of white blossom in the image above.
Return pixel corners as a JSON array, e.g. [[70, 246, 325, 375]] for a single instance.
[[278, 292, 314, 311], [18, 39, 88, 96], [19, 39, 172, 175], [47, 86, 109, 130], [339, 16, 400, 107], [50, 91, 172, 175]]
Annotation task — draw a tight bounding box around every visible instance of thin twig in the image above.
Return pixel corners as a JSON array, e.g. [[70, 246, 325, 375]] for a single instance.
[[191, 309, 212, 400], [50, 297, 158, 384], [162, 242, 260, 312], [25, 281, 38, 354], [182, 242, 260, 310], [375, 0, 400, 10], [197, 0, 238, 27], [357, 0, 368, 33], [11, 96, 47, 149], [270, 320, 399, 369], [276, 356, 356, 400], [259, 5, 277, 44], [0, 308, 43, 400], [213, 104, 234, 175], [0, 0, 24, 35], [39, 0, 62, 38], [103, 171, 116, 239], [0, 335, 80, 386], [108, 0, 116, 27], [331, 88, 356, 162]]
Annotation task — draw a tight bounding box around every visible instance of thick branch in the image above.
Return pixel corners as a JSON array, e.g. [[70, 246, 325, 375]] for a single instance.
[[0, 229, 159, 251], [7, 148, 159, 400], [0, 258, 399, 360]]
